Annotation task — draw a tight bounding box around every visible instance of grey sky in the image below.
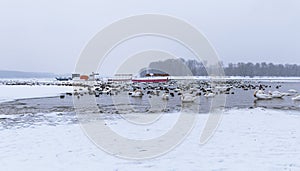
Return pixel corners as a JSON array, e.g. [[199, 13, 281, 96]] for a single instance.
[[0, 0, 299, 74]]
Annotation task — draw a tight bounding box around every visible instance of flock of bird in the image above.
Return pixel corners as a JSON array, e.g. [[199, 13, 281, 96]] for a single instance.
[[254, 89, 300, 101], [73, 80, 207, 103], [1, 79, 299, 102], [68, 80, 300, 103]]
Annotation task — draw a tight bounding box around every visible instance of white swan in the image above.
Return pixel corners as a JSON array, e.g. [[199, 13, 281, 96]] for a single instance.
[[204, 92, 215, 98], [282, 92, 293, 96], [181, 94, 197, 103], [162, 93, 169, 100], [269, 91, 284, 98], [131, 90, 143, 97], [288, 89, 298, 93], [254, 90, 272, 100], [292, 95, 300, 101], [174, 88, 181, 92]]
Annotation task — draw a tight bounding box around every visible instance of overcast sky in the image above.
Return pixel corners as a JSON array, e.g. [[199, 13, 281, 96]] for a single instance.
[[0, 0, 299, 74]]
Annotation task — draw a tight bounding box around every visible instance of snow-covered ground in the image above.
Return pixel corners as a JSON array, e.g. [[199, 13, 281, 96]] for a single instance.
[[0, 81, 299, 170], [0, 108, 299, 171], [0, 85, 72, 103]]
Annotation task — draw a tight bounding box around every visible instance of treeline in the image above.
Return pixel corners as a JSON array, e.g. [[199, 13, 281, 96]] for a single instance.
[[225, 62, 300, 77], [148, 59, 300, 77]]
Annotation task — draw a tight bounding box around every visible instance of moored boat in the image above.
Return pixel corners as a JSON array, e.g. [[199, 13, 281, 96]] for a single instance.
[[132, 77, 169, 83]]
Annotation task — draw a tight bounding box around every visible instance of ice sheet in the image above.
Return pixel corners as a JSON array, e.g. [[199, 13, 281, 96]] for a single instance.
[[0, 85, 72, 103]]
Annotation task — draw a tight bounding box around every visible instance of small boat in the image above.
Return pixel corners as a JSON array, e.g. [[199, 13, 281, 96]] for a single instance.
[[254, 90, 272, 100], [132, 77, 169, 83]]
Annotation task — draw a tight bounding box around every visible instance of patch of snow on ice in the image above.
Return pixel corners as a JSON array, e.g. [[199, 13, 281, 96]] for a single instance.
[[0, 85, 72, 103]]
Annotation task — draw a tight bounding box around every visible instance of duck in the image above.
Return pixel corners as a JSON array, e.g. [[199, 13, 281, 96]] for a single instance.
[[254, 90, 272, 100], [169, 92, 175, 97], [59, 94, 65, 99], [181, 94, 197, 103]]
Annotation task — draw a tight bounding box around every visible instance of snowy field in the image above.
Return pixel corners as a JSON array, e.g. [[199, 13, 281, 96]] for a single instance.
[[0, 108, 299, 171]]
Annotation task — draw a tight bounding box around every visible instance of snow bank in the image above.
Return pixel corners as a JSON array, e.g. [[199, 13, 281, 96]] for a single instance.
[[0, 85, 73, 103], [0, 108, 299, 170]]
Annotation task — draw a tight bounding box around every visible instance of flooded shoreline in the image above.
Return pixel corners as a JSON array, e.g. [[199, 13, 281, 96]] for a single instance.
[[1, 79, 300, 114]]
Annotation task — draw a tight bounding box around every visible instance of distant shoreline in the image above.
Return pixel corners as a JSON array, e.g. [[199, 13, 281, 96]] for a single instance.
[[0, 70, 67, 79]]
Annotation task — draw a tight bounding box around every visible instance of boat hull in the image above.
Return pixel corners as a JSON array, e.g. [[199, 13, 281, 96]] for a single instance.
[[132, 77, 169, 83]]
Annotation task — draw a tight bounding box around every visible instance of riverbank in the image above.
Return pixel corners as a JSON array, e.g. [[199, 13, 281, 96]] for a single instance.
[[0, 108, 299, 171]]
